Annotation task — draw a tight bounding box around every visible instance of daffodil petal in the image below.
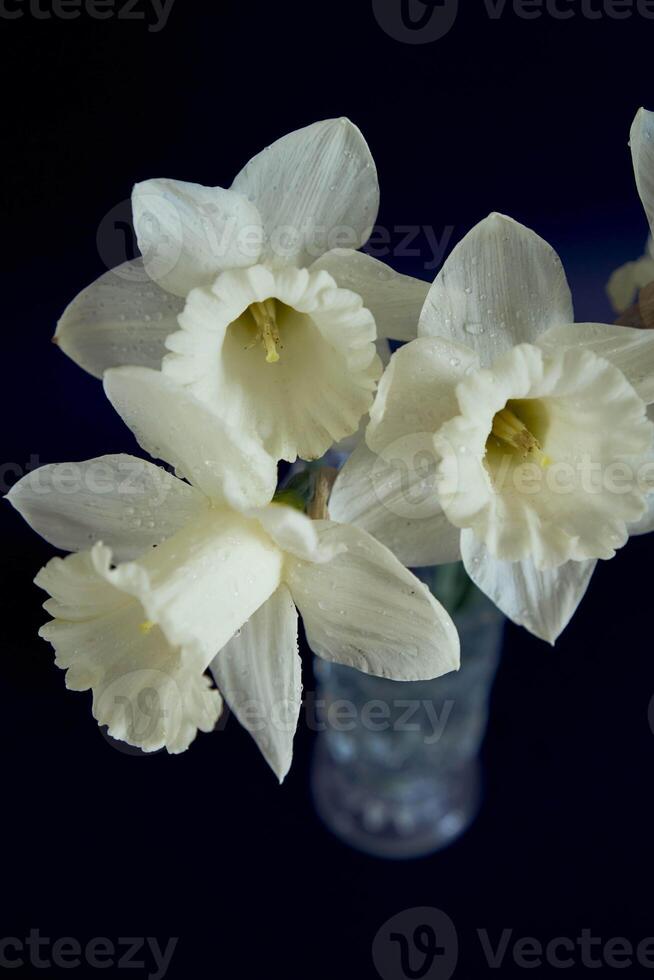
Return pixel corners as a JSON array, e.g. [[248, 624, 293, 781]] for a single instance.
[[103, 366, 277, 508], [231, 118, 379, 267], [54, 259, 183, 379], [329, 441, 461, 567], [6, 454, 206, 561], [366, 336, 479, 455], [285, 521, 459, 681], [420, 213, 573, 365], [311, 248, 429, 341], [631, 108, 654, 237], [460, 530, 596, 645], [248, 503, 340, 563], [629, 494, 654, 536], [211, 585, 301, 783], [132, 178, 263, 297], [537, 321, 654, 405]]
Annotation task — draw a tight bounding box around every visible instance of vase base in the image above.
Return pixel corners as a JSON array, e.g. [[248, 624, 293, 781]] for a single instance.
[[310, 740, 481, 860]]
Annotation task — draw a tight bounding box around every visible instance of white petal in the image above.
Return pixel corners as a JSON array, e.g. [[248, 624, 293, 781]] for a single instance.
[[36, 549, 223, 754], [162, 264, 381, 462], [631, 108, 654, 236], [54, 259, 183, 379], [366, 336, 479, 455], [420, 213, 573, 365], [103, 366, 277, 507], [248, 503, 339, 562], [311, 248, 429, 341], [461, 530, 596, 644], [607, 255, 654, 313], [629, 494, 654, 536], [285, 521, 459, 681], [329, 440, 461, 567], [210, 585, 301, 782], [537, 321, 654, 404], [231, 118, 379, 267], [132, 179, 263, 297], [630, 416, 654, 535], [6, 454, 206, 561]]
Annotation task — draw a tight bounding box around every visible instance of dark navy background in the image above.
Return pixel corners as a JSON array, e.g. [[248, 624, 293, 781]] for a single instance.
[[2, 2, 654, 977]]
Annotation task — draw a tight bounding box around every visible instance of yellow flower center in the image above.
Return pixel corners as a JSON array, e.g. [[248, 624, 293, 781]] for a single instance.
[[487, 401, 551, 468], [247, 299, 282, 364], [139, 620, 156, 635]]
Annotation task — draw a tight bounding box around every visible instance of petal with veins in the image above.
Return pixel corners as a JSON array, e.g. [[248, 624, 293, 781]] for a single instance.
[[630, 108, 654, 236], [54, 259, 183, 379], [103, 366, 277, 508], [537, 321, 654, 405], [366, 336, 479, 455], [420, 213, 573, 365], [311, 248, 430, 341], [461, 530, 596, 645], [211, 585, 301, 783], [285, 521, 459, 681], [6, 454, 206, 561], [231, 118, 379, 267], [329, 440, 461, 567], [132, 178, 263, 297]]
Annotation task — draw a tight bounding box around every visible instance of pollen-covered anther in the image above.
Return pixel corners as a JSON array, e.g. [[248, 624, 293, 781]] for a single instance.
[[249, 298, 282, 364], [490, 407, 550, 467]]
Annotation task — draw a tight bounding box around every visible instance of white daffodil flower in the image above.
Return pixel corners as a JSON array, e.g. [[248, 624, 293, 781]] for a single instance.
[[8, 368, 459, 778], [608, 108, 654, 313], [55, 118, 430, 462], [330, 212, 654, 644]]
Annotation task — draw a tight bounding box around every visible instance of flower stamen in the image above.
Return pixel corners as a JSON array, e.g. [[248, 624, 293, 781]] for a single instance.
[[249, 299, 281, 364], [490, 406, 550, 467], [139, 620, 155, 635]]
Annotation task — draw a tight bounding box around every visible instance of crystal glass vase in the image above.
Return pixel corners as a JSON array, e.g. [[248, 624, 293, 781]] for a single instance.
[[310, 564, 504, 859]]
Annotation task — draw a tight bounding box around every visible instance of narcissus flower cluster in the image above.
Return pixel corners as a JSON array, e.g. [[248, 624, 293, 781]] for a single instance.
[[9, 109, 654, 774]]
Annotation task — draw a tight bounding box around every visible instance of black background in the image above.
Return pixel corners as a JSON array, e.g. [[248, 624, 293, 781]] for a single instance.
[[2, 1, 654, 977]]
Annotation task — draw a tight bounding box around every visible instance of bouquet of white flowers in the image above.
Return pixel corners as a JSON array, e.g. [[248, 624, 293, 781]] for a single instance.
[[8, 111, 654, 784]]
